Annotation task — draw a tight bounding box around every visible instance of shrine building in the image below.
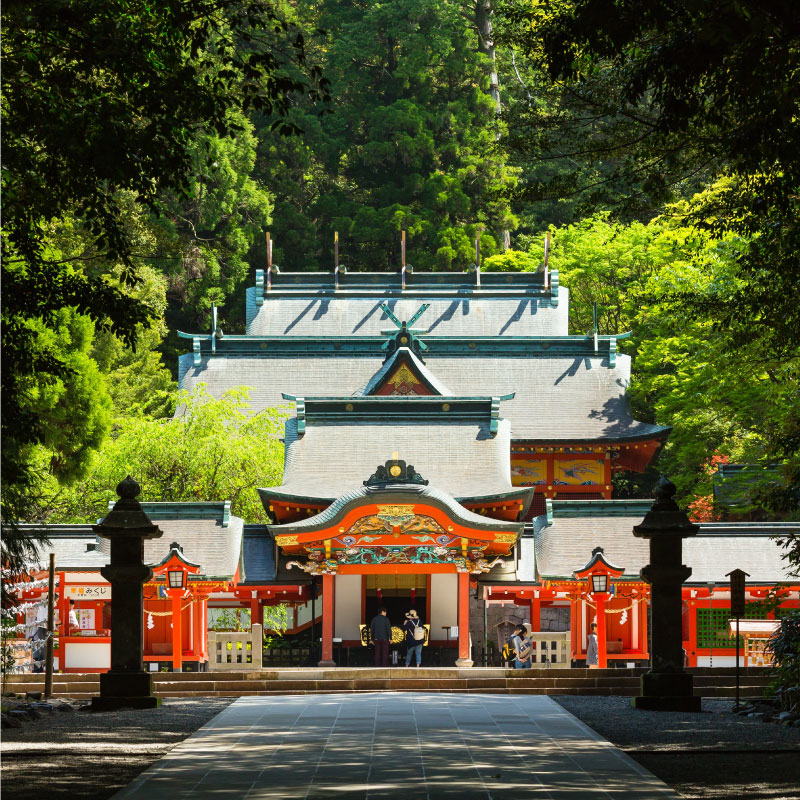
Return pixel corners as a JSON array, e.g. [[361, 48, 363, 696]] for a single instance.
[[14, 265, 800, 672]]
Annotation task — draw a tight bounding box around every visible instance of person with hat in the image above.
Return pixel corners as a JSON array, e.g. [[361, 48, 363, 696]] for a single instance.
[[403, 609, 425, 667]]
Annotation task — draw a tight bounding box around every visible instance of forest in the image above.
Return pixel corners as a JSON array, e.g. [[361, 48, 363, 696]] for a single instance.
[[2, 0, 798, 565]]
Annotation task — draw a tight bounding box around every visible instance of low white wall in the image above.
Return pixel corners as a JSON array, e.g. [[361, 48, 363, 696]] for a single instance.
[[695, 656, 741, 667], [430, 574, 458, 640], [335, 575, 362, 640], [65, 641, 110, 669]]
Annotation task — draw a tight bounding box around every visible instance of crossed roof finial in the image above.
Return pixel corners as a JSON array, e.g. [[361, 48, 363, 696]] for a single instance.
[[379, 302, 430, 355]]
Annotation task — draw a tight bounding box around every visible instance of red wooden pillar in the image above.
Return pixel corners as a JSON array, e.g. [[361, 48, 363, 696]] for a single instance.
[[171, 594, 183, 672], [569, 596, 579, 663], [318, 572, 336, 667], [530, 597, 541, 632], [250, 594, 260, 627], [641, 593, 650, 658], [596, 594, 608, 668], [194, 598, 204, 662], [456, 571, 473, 667], [58, 574, 69, 639], [687, 599, 698, 667]]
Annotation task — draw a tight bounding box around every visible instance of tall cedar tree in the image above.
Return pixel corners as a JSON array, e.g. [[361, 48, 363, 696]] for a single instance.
[[256, 0, 518, 271], [1, 0, 324, 596]]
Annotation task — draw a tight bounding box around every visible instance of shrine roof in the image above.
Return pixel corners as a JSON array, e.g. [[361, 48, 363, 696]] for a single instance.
[[179, 351, 667, 444], [260, 415, 526, 504], [244, 276, 568, 338], [359, 347, 453, 396], [20, 511, 245, 580], [265, 483, 525, 537], [240, 525, 277, 584], [533, 512, 799, 584]]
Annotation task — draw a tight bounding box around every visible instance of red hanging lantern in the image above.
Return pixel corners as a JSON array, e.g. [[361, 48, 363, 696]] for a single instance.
[[377, 588, 382, 602], [411, 588, 416, 606]]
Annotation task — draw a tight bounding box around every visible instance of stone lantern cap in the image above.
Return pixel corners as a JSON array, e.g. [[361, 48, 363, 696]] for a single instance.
[[633, 476, 699, 540], [94, 475, 163, 540]]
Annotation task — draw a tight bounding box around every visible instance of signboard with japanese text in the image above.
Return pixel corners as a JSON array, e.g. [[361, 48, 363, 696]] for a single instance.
[[66, 585, 111, 600]]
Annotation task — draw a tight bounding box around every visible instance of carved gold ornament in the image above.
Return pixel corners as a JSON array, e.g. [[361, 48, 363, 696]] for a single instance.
[[275, 535, 299, 547], [494, 533, 518, 544], [376, 505, 415, 517], [389, 465, 402, 477]]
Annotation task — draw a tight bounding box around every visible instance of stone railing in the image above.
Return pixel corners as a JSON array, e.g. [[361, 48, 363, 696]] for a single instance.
[[530, 631, 570, 666], [207, 623, 262, 670]]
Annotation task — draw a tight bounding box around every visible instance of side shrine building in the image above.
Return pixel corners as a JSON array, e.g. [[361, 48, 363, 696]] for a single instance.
[[16, 267, 800, 672]]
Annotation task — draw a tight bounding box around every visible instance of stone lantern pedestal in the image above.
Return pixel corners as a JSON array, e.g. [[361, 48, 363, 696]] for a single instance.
[[632, 477, 701, 712], [91, 476, 163, 711]]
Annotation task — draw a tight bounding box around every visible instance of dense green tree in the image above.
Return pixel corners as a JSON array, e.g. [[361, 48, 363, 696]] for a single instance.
[[27, 387, 285, 525], [256, 0, 518, 271], [1, 0, 321, 587]]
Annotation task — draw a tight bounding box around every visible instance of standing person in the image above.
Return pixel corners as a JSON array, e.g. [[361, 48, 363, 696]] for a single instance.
[[586, 622, 599, 668], [512, 624, 533, 669], [403, 610, 424, 667], [370, 607, 392, 667]]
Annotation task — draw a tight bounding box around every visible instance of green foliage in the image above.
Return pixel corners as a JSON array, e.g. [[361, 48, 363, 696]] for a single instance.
[[27, 386, 285, 524], [209, 605, 290, 635], [766, 611, 800, 713], [256, 0, 517, 271]]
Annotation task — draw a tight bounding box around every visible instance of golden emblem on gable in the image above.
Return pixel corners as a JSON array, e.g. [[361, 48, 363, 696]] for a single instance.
[[494, 533, 518, 544], [275, 535, 299, 547], [377, 505, 415, 517]]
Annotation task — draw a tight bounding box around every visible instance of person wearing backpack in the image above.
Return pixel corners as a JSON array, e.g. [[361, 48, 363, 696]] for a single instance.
[[512, 624, 533, 669], [403, 609, 425, 666]]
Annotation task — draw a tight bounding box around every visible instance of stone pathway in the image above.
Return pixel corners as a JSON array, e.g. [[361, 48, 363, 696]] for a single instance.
[[112, 693, 678, 799]]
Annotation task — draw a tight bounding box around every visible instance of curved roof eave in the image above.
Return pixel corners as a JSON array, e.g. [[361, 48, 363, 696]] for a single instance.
[[266, 484, 524, 537]]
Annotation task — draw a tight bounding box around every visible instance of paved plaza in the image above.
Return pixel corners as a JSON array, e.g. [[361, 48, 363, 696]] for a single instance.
[[112, 693, 678, 800]]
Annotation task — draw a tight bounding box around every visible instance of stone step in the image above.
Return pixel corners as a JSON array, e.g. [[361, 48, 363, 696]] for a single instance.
[[4, 668, 773, 700]]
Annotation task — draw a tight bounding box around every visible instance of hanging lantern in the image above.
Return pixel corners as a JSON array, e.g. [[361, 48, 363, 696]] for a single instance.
[[411, 588, 416, 607]]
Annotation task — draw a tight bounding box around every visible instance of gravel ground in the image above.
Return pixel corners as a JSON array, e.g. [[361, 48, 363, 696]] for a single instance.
[[554, 696, 800, 800], [2, 695, 799, 799], [1, 698, 232, 800]]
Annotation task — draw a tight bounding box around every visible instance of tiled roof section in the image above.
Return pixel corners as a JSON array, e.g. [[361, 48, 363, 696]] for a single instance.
[[534, 516, 799, 583], [21, 516, 244, 579], [267, 416, 514, 502], [266, 483, 525, 536], [178, 352, 667, 443], [22, 526, 108, 571], [245, 290, 569, 338], [241, 525, 276, 584]]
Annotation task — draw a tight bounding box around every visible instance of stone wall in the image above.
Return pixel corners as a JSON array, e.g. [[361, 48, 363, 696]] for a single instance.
[[468, 600, 571, 652]]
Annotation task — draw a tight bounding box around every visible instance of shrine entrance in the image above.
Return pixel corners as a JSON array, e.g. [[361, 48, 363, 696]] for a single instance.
[[364, 574, 427, 629]]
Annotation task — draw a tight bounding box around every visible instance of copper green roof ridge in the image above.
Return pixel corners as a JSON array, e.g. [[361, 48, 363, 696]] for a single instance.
[[259, 485, 532, 508]]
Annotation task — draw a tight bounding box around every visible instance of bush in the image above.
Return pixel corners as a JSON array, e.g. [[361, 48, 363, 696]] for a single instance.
[[766, 610, 800, 713]]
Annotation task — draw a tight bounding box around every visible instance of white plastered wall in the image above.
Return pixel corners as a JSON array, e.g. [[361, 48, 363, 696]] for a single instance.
[[334, 574, 362, 640], [430, 574, 458, 641]]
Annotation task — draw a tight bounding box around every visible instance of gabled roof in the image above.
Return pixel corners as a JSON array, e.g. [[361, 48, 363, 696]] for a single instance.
[[266, 483, 525, 537], [260, 414, 530, 505], [245, 290, 569, 338], [179, 351, 667, 444], [533, 512, 799, 584], [360, 347, 452, 396], [20, 512, 245, 581]]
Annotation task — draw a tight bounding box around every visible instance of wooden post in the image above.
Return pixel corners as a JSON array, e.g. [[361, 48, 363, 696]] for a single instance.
[[687, 599, 698, 667], [266, 231, 272, 291], [318, 573, 336, 666], [171, 594, 182, 672], [530, 597, 540, 632], [456, 571, 473, 666], [596, 594, 608, 668], [44, 554, 55, 698], [334, 231, 339, 290], [401, 230, 406, 290]]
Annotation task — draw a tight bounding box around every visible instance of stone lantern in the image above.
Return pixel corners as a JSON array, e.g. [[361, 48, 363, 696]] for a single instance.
[[632, 476, 701, 712], [91, 476, 163, 711]]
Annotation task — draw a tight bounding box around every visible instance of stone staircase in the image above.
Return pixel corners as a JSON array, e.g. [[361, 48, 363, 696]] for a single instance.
[[4, 667, 772, 700]]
